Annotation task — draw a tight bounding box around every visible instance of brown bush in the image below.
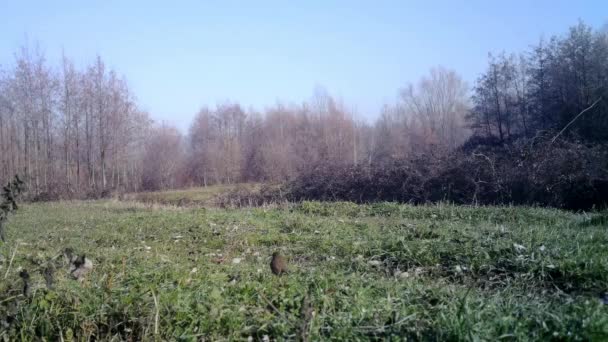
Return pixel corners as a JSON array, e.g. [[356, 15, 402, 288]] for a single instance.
[[287, 136, 608, 210]]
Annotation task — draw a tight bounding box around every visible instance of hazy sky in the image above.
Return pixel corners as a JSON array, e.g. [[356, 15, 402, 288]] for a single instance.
[[1, 0, 606, 130]]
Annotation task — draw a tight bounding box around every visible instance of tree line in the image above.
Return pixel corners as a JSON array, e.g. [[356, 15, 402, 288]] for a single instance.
[[0, 21, 606, 199], [0, 45, 151, 198], [153, 66, 471, 191], [470, 21, 608, 143]]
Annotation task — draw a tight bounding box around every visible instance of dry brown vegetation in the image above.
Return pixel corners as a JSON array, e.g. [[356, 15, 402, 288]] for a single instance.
[[0, 21, 607, 210]]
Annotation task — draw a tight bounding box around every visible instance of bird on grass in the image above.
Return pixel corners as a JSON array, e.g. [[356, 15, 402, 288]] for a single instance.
[[270, 251, 288, 276]]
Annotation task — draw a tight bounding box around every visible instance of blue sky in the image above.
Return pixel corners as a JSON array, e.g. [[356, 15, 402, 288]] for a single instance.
[[1, 1, 606, 130]]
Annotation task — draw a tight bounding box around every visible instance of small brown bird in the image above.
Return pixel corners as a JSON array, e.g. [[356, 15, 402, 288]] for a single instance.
[[270, 251, 288, 275]]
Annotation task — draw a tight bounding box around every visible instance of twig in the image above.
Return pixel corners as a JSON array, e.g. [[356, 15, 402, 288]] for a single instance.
[[258, 292, 290, 323], [472, 153, 495, 174], [0, 294, 23, 305], [298, 294, 314, 342], [59, 325, 65, 342], [151, 289, 160, 336], [551, 97, 603, 144], [4, 245, 18, 279]]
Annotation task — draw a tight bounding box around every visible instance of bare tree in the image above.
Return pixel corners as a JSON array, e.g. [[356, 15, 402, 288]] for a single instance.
[[400, 66, 470, 150], [142, 124, 184, 190]]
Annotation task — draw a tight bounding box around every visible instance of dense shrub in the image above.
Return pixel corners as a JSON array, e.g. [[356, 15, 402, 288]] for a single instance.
[[287, 136, 608, 210]]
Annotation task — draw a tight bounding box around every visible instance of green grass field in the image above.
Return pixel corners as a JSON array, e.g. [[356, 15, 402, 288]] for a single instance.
[[122, 184, 262, 207], [1, 200, 607, 340]]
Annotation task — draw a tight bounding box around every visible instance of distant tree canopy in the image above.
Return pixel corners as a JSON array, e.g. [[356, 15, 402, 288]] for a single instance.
[[469, 21, 608, 142], [0, 21, 605, 199], [0, 48, 150, 198]]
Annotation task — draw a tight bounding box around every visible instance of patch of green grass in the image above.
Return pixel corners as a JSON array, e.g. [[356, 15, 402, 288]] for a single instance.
[[1, 201, 607, 340], [122, 183, 261, 207]]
